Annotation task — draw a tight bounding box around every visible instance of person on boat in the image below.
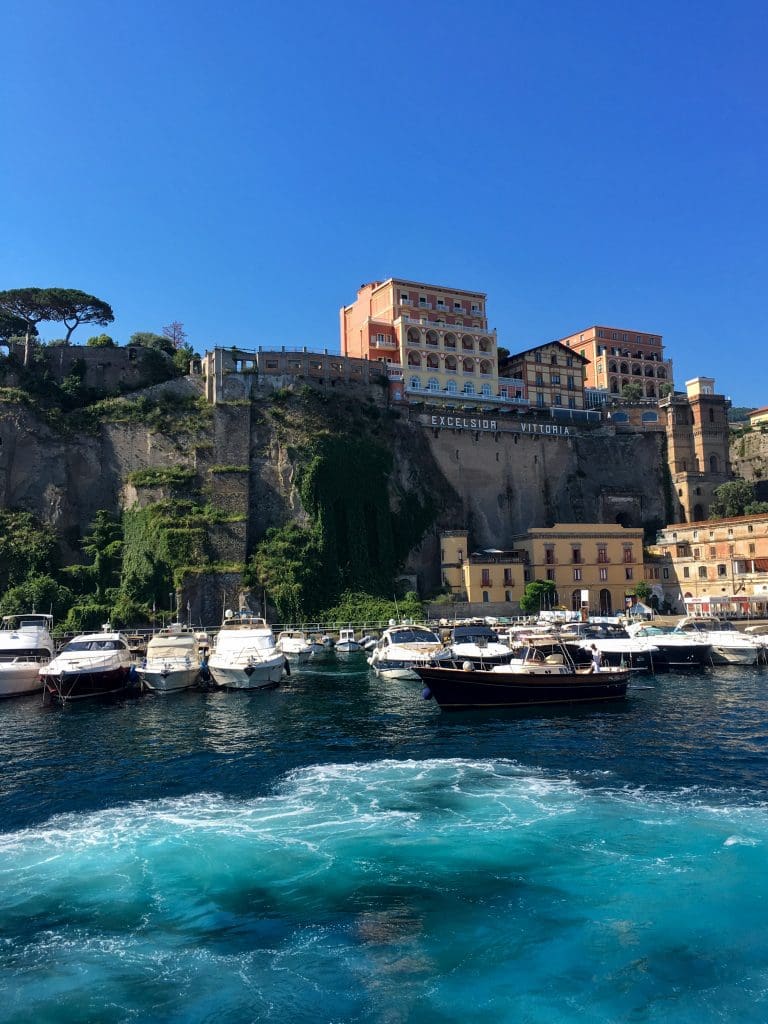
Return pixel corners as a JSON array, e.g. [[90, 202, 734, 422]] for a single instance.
[[590, 644, 602, 673]]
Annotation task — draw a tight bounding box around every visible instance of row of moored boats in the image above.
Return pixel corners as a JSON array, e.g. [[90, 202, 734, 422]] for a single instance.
[[1, 612, 767, 708]]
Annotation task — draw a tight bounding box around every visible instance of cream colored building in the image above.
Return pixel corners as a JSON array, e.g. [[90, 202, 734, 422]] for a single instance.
[[655, 513, 768, 616]]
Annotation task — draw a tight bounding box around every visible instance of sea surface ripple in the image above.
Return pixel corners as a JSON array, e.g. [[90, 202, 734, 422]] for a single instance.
[[1, 656, 767, 1022]]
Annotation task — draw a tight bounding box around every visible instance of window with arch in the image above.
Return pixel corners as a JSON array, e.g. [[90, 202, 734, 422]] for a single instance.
[[709, 454, 718, 473], [612, 412, 629, 423], [427, 378, 439, 392], [407, 351, 421, 367], [446, 379, 457, 394], [426, 353, 439, 369], [481, 383, 491, 397], [479, 359, 492, 375], [641, 410, 658, 422], [462, 358, 475, 373], [463, 382, 475, 395], [445, 354, 457, 372], [409, 376, 421, 390]]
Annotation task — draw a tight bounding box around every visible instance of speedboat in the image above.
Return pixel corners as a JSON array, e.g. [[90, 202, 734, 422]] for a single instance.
[[41, 628, 133, 703], [208, 611, 287, 690], [625, 622, 711, 669], [335, 628, 362, 653], [368, 623, 452, 680], [673, 616, 763, 665], [0, 613, 55, 697], [448, 623, 515, 668], [137, 624, 201, 693], [276, 630, 313, 664], [416, 645, 630, 711]]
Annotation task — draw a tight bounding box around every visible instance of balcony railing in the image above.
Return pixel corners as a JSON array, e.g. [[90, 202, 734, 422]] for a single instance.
[[404, 384, 530, 406]]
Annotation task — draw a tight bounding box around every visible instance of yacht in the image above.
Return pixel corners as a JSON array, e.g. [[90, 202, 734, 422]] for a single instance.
[[368, 623, 452, 680], [673, 616, 764, 665], [41, 627, 133, 703], [625, 621, 711, 669], [0, 613, 55, 697], [208, 611, 287, 690], [448, 623, 515, 668], [276, 630, 313, 664], [137, 624, 201, 693], [573, 624, 662, 673]]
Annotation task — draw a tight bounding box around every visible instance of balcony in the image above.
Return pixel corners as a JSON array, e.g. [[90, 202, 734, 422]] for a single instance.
[[370, 337, 398, 349], [404, 384, 530, 406]]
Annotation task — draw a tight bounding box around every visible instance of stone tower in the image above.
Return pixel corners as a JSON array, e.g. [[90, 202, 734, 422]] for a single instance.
[[660, 376, 731, 522]]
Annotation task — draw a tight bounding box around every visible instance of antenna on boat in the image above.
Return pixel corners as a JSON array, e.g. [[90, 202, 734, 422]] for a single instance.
[[393, 594, 400, 622]]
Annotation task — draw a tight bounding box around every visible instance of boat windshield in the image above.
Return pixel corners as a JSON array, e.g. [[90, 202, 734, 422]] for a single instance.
[[390, 628, 439, 644], [147, 642, 195, 659], [62, 639, 124, 652], [452, 627, 499, 643]]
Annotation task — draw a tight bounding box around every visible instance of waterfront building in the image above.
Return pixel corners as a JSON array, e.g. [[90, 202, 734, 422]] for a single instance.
[[503, 341, 589, 411], [441, 524, 644, 615], [558, 325, 673, 399], [654, 512, 768, 617], [340, 278, 529, 411], [515, 523, 645, 616], [440, 531, 527, 605], [660, 377, 731, 522]]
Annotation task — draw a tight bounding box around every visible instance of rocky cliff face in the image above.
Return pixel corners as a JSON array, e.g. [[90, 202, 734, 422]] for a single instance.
[[730, 426, 768, 484], [0, 381, 673, 601]]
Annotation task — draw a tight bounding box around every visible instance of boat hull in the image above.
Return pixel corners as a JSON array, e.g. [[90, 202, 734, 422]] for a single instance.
[[208, 659, 285, 690], [138, 666, 200, 693], [42, 666, 132, 703], [416, 664, 629, 711], [0, 664, 45, 697], [709, 645, 759, 666]]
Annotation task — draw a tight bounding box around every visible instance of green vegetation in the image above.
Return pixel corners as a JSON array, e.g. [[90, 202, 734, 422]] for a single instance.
[[620, 382, 644, 402], [208, 464, 249, 474], [709, 480, 768, 518], [633, 580, 652, 603], [728, 406, 755, 423], [127, 466, 196, 488], [320, 590, 424, 626], [0, 287, 114, 351], [86, 334, 116, 347], [519, 579, 558, 615]]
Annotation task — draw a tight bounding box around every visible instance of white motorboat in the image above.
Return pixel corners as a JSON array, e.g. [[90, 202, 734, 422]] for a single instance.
[[448, 623, 515, 668], [335, 628, 362, 653], [41, 627, 134, 703], [368, 623, 452, 680], [137, 624, 201, 693], [208, 611, 287, 690], [673, 616, 763, 665], [576, 629, 661, 673], [276, 630, 313, 664], [625, 622, 711, 669], [0, 613, 55, 697]]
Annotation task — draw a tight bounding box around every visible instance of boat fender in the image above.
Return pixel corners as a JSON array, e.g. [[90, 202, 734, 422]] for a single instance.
[[462, 661, 474, 672], [283, 657, 290, 676], [422, 687, 433, 700]]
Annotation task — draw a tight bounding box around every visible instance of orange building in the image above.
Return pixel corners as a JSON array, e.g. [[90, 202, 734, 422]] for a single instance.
[[340, 278, 529, 410], [558, 325, 673, 399]]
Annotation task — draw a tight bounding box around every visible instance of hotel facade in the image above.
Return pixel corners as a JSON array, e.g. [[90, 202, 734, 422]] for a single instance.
[[558, 324, 673, 399]]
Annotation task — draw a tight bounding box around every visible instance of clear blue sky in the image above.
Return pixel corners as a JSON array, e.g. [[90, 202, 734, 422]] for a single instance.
[[3, 0, 767, 406]]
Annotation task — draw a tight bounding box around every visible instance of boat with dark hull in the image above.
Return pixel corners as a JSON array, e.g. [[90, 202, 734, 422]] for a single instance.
[[41, 630, 133, 703], [416, 647, 630, 711]]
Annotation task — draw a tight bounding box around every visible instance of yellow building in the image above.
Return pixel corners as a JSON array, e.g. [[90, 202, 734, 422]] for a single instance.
[[514, 524, 645, 616], [504, 342, 589, 411], [441, 524, 644, 614], [440, 531, 527, 605], [655, 513, 768, 616], [748, 406, 768, 427]]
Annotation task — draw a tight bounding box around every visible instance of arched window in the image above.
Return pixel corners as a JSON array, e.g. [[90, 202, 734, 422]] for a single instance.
[[571, 589, 582, 611], [620, 362, 629, 374], [463, 382, 475, 395], [444, 354, 457, 372], [646, 384, 656, 398], [446, 379, 457, 395], [632, 364, 641, 376], [407, 351, 421, 367], [409, 376, 421, 390], [407, 327, 421, 345], [444, 332, 457, 350], [481, 383, 491, 397], [479, 359, 492, 375], [612, 412, 629, 423], [478, 336, 492, 352], [641, 411, 658, 422], [462, 358, 475, 374], [426, 353, 439, 369], [427, 378, 439, 392], [609, 361, 617, 373], [425, 330, 439, 347], [599, 589, 612, 615], [709, 454, 718, 473], [657, 368, 666, 379], [610, 377, 619, 394], [462, 335, 474, 351]]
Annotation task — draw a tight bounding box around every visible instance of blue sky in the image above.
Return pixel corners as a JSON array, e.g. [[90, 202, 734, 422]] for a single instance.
[[3, 0, 767, 405]]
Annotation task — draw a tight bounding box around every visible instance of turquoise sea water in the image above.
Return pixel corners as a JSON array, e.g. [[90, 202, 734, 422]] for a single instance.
[[2, 656, 768, 1023]]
